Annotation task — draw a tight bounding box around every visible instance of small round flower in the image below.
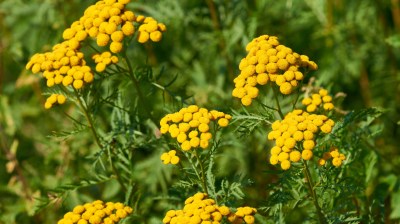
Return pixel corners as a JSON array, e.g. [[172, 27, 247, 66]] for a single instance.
[[181, 141, 191, 151], [280, 82, 292, 94], [57, 95, 67, 104], [320, 124, 333, 133], [96, 63, 106, 72], [332, 157, 342, 167], [303, 140, 315, 150], [302, 97, 312, 105], [302, 149, 313, 160], [137, 31, 150, 43], [73, 80, 84, 89], [306, 104, 317, 112], [289, 150, 301, 162], [324, 103, 334, 110], [110, 41, 123, 53], [150, 31, 162, 42], [111, 31, 124, 42], [256, 73, 269, 85], [241, 95, 253, 106], [318, 158, 326, 166], [121, 22, 134, 36], [96, 33, 110, 47], [218, 118, 229, 127], [278, 152, 289, 162]]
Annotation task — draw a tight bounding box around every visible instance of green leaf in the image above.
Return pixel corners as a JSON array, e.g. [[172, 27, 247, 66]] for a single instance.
[[390, 190, 400, 219]]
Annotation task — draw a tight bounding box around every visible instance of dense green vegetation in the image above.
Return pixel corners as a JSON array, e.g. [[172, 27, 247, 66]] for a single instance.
[[1, 0, 399, 223]]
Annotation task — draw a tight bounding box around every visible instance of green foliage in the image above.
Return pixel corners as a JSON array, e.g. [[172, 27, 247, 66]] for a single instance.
[[1, 0, 399, 223]]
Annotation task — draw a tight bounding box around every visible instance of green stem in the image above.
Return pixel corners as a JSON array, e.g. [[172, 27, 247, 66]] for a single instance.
[[122, 52, 157, 125], [74, 90, 102, 149], [74, 90, 127, 191], [194, 149, 208, 194], [303, 160, 327, 224], [292, 87, 302, 110], [272, 86, 284, 119], [184, 151, 203, 190]]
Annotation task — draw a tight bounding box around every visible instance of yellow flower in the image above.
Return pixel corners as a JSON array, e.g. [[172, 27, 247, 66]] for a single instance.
[[280, 82, 292, 95], [96, 33, 110, 47], [137, 31, 150, 43], [150, 31, 162, 42], [110, 41, 123, 53], [280, 160, 291, 170], [57, 95, 67, 104], [332, 157, 342, 167], [302, 149, 313, 160], [303, 140, 315, 150], [289, 150, 301, 162], [57, 201, 132, 224]]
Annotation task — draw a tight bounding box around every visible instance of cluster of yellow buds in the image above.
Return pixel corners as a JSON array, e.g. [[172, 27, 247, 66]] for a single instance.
[[162, 192, 257, 224], [57, 200, 133, 224], [26, 0, 167, 109], [72, 0, 166, 51], [231, 206, 258, 224], [267, 109, 335, 170], [44, 94, 67, 109], [26, 41, 91, 106], [232, 34, 318, 106], [302, 88, 334, 112], [92, 51, 119, 72], [137, 16, 167, 43], [159, 105, 232, 151], [160, 150, 180, 165], [318, 147, 346, 167]]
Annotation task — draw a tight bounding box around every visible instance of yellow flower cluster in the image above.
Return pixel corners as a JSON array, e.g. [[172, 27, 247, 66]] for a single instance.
[[92, 51, 119, 72], [57, 200, 133, 224], [44, 93, 67, 109], [137, 16, 167, 43], [267, 109, 335, 170], [231, 206, 258, 224], [66, 0, 166, 51], [160, 105, 232, 151], [161, 150, 180, 165], [26, 0, 167, 108], [232, 35, 318, 106], [162, 192, 257, 224], [302, 88, 334, 112], [26, 41, 93, 106], [318, 147, 346, 167]]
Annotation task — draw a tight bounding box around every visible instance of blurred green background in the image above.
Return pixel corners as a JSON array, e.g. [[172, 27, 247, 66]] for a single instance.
[[1, 0, 400, 223]]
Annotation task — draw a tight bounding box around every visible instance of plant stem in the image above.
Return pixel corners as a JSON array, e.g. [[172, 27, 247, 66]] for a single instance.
[[292, 86, 302, 110], [183, 151, 204, 191], [74, 90, 102, 149], [74, 90, 127, 191], [122, 52, 157, 125], [303, 160, 327, 224], [272, 86, 284, 119], [194, 149, 208, 194]]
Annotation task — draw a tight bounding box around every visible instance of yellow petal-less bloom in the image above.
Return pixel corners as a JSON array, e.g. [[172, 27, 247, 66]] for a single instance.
[[160, 106, 231, 152], [162, 193, 256, 224], [26, 0, 168, 109], [302, 88, 335, 112], [233, 35, 318, 106], [302, 149, 313, 160], [267, 109, 336, 169], [57, 201, 132, 224]]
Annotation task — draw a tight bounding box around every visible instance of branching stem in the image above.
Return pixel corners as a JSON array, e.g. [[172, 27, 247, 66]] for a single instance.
[[303, 160, 327, 224], [122, 52, 157, 125], [74, 89, 102, 149], [272, 86, 284, 119], [194, 150, 208, 194]]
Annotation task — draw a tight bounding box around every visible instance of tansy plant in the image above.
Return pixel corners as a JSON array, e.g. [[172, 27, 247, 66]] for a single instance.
[[24, 0, 380, 222]]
